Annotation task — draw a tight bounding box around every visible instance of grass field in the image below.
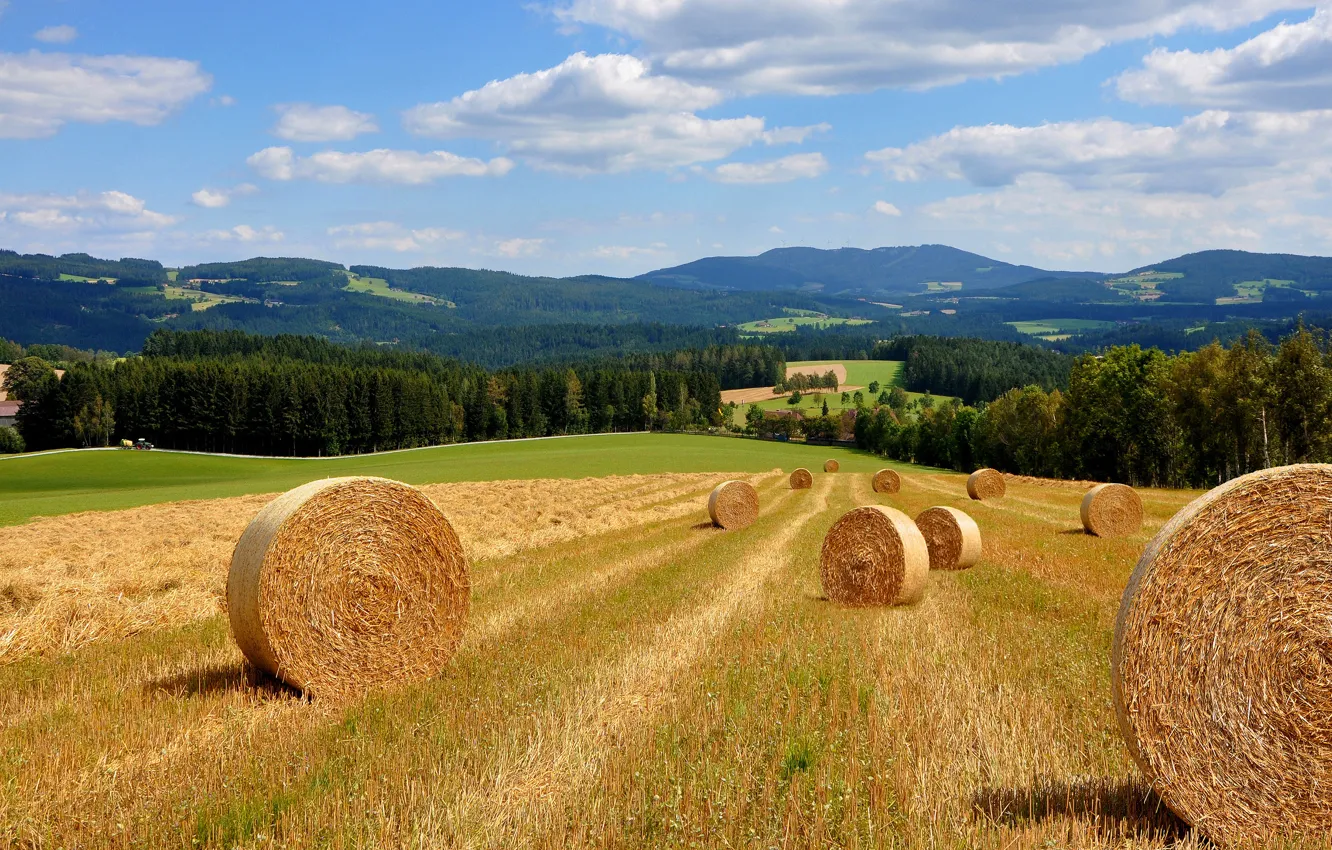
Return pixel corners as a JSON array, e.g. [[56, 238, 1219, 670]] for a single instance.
[[343, 272, 451, 306], [738, 315, 873, 334], [732, 361, 950, 425], [1007, 319, 1116, 341], [0, 437, 1205, 848]]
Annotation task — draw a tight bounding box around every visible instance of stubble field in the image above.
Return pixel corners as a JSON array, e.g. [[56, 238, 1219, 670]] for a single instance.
[[0, 439, 1210, 848]]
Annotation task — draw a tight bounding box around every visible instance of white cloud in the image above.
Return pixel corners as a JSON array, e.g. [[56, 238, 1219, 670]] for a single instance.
[[866, 110, 1332, 195], [190, 184, 257, 208], [247, 146, 514, 184], [328, 221, 466, 252], [589, 243, 669, 259], [33, 25, 77, 44], [405, 52, 811, 173], [201, 224, 285, 244], [1116, 8, 1332, 110], [495, 237, 546, 257], [553, 0, 1305, 94], [0, 51, 211, 138], [873, 200, 903, 216], [213, 94, 236, 107], [0, 190, 177, 233], [272, 103, 379, 142], [711, 152, 829, 184]]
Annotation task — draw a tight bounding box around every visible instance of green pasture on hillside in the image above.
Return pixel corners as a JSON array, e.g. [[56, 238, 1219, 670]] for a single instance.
[[737, 315, 872, 334], [0, 434, 896, 527], [1007, 319, 1116, 341], [731, 360, 952, 425]]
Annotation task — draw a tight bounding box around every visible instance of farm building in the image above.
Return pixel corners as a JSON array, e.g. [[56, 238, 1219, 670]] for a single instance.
[[0, 400, 19, 429]]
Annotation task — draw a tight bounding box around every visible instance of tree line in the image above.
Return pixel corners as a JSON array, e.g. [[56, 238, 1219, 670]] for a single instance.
[[856, 325, 1332, 488], [1, 330, 780, 456]]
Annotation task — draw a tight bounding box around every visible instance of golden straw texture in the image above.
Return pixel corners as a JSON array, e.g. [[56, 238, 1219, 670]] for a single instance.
[[789, 468, 813, 490], [967, 469, 1006, 501], [872, 468, 901, 494], [1080, 483, 1144, 537], [1112, 464, 1332, 847], [707, 481, 760, 530], [824, 459, 840, 473], [819, 506, 929, 607], [915, 506, 982, 571], [227, 477, 469, 699]]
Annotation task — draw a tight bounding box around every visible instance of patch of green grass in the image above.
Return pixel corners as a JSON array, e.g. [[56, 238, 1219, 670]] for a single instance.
[[738, 316, 871, 334], [161, 285, 251, 312], [1007, 319, 1115, 337], [343, 272, 451, 306], [58, 274, 115, 283], [787, 361, 904, 390], [0, 433, 889, 526], [166, 270, 179, 282], [924, 281, 963, 292], [731, 361, 951, 426]]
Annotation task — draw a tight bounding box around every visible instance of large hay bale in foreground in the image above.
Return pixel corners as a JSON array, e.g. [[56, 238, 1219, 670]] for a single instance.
[[228, 477, 470, 699], [790, 468, 813, 490], [1081, 483, 1144, 537], [967, 468, 1005, 501], [872, 469, 901, 494], [820, 506, 929, 607], [824, 459, 840, 473], [708, 480, 759, 530], [1113, 464, 1332, 846], [915, 507, 982, 571]]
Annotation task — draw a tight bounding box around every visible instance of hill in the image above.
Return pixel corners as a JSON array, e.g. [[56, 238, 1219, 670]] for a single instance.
[[1125, 250, 1332, 304], [640, 245, 1101, 295]]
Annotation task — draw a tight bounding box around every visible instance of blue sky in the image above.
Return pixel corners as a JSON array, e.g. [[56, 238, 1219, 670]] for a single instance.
[[1, 0, 1329, 275]]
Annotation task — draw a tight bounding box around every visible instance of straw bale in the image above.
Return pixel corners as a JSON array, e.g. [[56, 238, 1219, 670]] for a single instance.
[[872, 469, 901, 494], [707, 481, 759, 530], [1112, 464, 1332, 846], [789, 468, 813, 490], [227, 477, 469, 699], [819, 506, 929, 606], [824, 460, 840, 473], [967, 469, 1005, 501], [915, 506, 981, 571], [1080, 483, 1143, 537]]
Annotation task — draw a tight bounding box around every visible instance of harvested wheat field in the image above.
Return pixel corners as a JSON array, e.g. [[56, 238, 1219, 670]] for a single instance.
[[0, 444, 1274, 849]]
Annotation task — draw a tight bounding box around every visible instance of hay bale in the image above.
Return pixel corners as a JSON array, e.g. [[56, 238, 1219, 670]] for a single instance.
[[1112, 464, 1332, 846], [708, 480, 759, 530], [967, 468, 1005, 501], [1080, 483, 1144, 537], [915, 506, 981, 571], [790, 468, 813, 490], [228, 477, 469, 699], [819, 506, 929, 607], [824, 459, 840, 473], [872, 468, 901, 494]]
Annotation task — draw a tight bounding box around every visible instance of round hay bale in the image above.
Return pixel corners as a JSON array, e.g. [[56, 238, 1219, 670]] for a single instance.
[[967, 468, 1005, 501], [708, 480, 759, 530], [915, 507, 982, 571], [790, 468, 813, 490], [819, 506, 929, 607], [824, 459, 840, 473], [872, 468, 901, 494], [227, 477, 470, 699], [1112, 464, 1332, 846], [1080, 483, 1144, 537]]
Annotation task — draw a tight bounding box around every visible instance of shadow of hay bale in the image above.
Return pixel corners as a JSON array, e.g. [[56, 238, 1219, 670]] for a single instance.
[[691, 521, 723, 531], [1057, 528, 1092, 536], [972, 778, 1192, 843], [146, 663, 302, 700]]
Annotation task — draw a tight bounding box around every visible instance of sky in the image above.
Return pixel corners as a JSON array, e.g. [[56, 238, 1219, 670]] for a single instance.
[[2, 0, 1331, 276]]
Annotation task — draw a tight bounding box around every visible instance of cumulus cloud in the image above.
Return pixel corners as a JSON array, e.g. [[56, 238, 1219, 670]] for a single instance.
[[191, 184, 257, 208], [0, 51, 211, 138], [272, 103, 379, 142], [33, 25, 77, 44], [328, 221, 466, 252], [1116, 7, 1332, 110], [495, 237, 546, 257], [405, 52, 812, 173], [552, 0, 1304, 94], [865, 110, 1332, 195], [711, 152, 829, 184], [0, 190, 176, 232], [247, 146, 514, 184], [200, 224, 285, 244], [873, 200, 903, 216], [589, 243, 669, 259]]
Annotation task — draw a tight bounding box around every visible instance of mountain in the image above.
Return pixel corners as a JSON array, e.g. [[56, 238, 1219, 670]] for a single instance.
[[639, 245, 1102, 295], [1125, 250, 1332, 304]]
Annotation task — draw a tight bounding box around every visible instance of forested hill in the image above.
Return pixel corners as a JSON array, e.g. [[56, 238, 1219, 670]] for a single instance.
[[639, 245, 1100, 295]]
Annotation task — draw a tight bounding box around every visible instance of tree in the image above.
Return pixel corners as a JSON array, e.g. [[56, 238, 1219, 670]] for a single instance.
[[822, 398, 830, 416], [641, 372, 658, 430], [1271, 323, 1329, 463], [869, 381, 881, 394], [841, 391, 850, 405], [789, 389, 803, 405], [745, 403, 765, 432], [878, 390, 891, 406], [72, 394, 115, 447], [0, 426, 23, 454], [3, 357, 59, 450]]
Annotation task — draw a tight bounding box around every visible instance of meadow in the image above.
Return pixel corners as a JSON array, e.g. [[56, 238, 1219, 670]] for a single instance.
[[1006, 319, 1116, 341], [0, 435, 1211, 848], [728, 361, 949, 425], [737, 316, 873, 335]]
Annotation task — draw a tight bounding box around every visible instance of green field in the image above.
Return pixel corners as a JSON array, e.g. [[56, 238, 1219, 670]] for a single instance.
[[58, 273, 115, 283], [0, 434, 892, 527], [1007, 319, 1116, 341], [737, 315, 872, 334], [924, 281, 963, 292], [730, 361, 954, 425], [344, 272, 451, 306]]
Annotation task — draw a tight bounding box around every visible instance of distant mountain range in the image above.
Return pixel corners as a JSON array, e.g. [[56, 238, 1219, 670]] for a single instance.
[[639, 245, 1103, 295]]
